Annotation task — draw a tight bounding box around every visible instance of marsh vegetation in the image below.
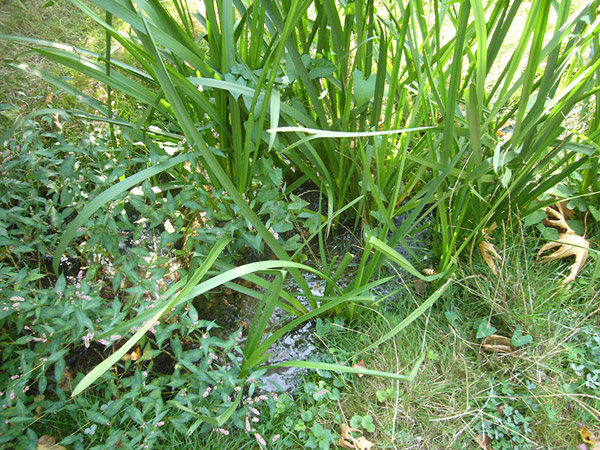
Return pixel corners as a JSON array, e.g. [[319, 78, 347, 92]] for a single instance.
[[0, 0, 599, 448]]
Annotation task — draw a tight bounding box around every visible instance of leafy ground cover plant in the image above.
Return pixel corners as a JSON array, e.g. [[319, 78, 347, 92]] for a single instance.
[[473, 381, 536, 450], [0, 122, 271, 446], [0, 116, 443, 447]]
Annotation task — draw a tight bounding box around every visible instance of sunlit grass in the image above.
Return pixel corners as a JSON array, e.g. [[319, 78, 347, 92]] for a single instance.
[[0, 0, 139, 135], [322, 223, 599, 448]]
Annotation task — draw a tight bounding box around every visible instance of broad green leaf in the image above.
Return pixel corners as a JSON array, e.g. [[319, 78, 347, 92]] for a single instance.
[[511, 330, 533, 347], [523, 209, 547, 227], [476, 320, 497, 339], [353, 70, 377, 106]]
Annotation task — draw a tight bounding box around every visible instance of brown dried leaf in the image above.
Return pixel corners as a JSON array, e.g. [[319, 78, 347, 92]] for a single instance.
[[413, 278, 427, 296], [34, 394, 45, 418], [337, 425, 374, 450], [538, 233, 589, 284], [482, 335, 515, 353], [479, 239, 502, 275], [352, 360, 366, 378], [538, 206, 589, 285], [59, 368, 74, 393], [485, 223, 498, 234], [353, 436, 374, 450], [557, 200, 575, 220], [338, 425, 362, 449], [475, 433, 492, 449], [544, 202, 575, 230], [37, 435, 66, 450]]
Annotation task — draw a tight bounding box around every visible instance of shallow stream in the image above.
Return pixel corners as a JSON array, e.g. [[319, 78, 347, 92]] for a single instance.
[[62, 207, 434, 394]]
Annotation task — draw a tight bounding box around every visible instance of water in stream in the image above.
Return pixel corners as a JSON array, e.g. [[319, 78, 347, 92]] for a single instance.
[[63, 202, 434, 395]]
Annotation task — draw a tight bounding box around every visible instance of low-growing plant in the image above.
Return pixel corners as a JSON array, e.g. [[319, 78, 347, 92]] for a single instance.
[[473, 382, 535, 450], [1, 117, 452, 446], [566, 325, 600, 395], [271, 378, 345, 449]]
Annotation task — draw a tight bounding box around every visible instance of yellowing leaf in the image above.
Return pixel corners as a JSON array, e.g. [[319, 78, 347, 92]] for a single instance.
[[337, 425, 374, 450], [122, 346, 142, 361], [37, 435, 66, 450], [538, 206, 589, 285], [422, 267, 438, 276], [475, 433, 492, 449], [581, 427, 595, 444], [34, 394, 45, 418], [482, 335, 514, 353], [130, 346, 142, 361], [479, 238, 502, 275], [580, 426, 600, 450], [142, 346, 154, 361]]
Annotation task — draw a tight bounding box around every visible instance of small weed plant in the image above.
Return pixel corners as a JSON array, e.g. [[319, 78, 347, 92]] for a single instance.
[[474, 382, 535, 450]]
